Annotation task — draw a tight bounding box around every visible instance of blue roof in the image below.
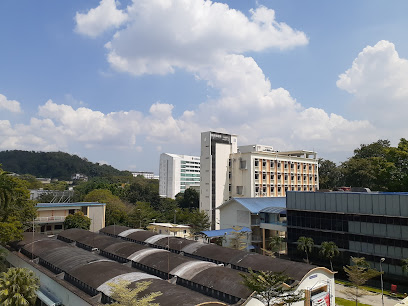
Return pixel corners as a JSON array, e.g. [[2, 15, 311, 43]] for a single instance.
[[219, 197, 286, 214], [200, 227, 252, 238], [36, 202, 105, 208]]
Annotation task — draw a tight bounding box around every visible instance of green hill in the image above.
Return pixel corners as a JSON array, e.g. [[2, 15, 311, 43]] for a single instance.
[[0, 150, 131, 180]]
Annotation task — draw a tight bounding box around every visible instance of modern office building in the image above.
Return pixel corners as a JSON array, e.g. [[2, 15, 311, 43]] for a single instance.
[[200, 131, 318, 230], [287, 191, 408, 288], [159, 153, 200, 199]]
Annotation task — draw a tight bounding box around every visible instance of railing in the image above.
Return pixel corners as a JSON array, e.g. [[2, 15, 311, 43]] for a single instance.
[[35, 216, 66, 222]]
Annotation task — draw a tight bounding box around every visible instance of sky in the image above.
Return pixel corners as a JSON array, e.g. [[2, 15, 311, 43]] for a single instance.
[[1, 0, 408, 173]]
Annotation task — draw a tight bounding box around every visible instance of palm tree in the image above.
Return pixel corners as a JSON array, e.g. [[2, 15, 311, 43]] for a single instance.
[[297, 236, 314, 264], [269, 236, 284, 258], [320, 241, 339, 271], [401, 258, 408, 274], [0, 267, 39, 305]]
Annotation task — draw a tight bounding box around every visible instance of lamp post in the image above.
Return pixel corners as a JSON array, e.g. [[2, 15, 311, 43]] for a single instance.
[[380, 257, 385, 306]]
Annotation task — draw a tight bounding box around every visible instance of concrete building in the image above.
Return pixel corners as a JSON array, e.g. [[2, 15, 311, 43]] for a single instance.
[[200, 131, 238, 229], [35, 202, 106, 234], [159, 153, 200, 199], [131, 171, 156, 179], [200, 131, 317, 230], [218, 197, 287, 253], [287, 191, 408, 290], [147, 222, 192, 238]]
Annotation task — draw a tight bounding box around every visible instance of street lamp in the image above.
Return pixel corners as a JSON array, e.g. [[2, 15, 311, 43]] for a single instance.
[[380, 257, 385, 306]]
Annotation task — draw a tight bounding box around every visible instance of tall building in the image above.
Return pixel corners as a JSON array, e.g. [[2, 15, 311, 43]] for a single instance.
[[200, 132, 318, 230], [200, 131, 238, 229], [159, 153, 200, 199]]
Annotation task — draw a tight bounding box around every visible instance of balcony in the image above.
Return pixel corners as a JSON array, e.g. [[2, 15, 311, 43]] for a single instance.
[[35, 216, 66, 223]]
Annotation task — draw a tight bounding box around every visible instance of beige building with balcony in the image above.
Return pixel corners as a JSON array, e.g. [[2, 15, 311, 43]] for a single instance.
[[34, 202, 106, 234]]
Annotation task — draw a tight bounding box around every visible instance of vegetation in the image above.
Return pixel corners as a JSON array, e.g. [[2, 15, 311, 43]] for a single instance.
[[335, 297, 371, 306], [0, 166, 37, 244], [0, 150, 131, 180], [0, 249, 8, 273], [320, 241, 339, 271], [343, 257, 381, 306], [0, 267, 39, 305], [401, 258, 408, 274], [297, 236, 314, 264], [107, 279, 162, 306], [175, 188, 199, 209], [240, 269, 304, 306], [63, 211, 91, 230], [319, 138, 408, 191], [269, 236, 284, 258], [226, 231, 248, 250]]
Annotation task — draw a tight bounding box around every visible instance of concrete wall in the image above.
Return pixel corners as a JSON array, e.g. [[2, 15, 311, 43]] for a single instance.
[[219, 200, 251, 229], [88, 205, 105, 232]]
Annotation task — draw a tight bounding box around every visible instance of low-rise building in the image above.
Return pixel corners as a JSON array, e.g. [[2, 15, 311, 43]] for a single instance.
[[35, 202, 106, 233], [147, 222, 192, 238]]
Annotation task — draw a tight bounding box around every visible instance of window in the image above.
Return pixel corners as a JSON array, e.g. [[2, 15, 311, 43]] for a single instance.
[[255, 185, 260, 193], [278, 186, 281, 192], [303, 164, 307, 170], [270, 186, 275, 193], [271, 161, 275, 168], [270, 174, 274, 180], [228, 184, 231, 192], [229, 172, 231, 179], [228, 159, 231, 167], [284, 162, 288, 169], [254, 159, 259, 167], [297, 164, 300, 170], [290, 163, 294, 169], [239, 158, 247, 169], [291, 175, 294, 181], [255, 171, 259, 180], [297, 175, 301, 180], [278, 174, 281, 180], [262, 173, 266, 180], [54, 224, 63, 230], [262, 186, 267, 193], [236, 186, 244, 195], [309, 165, 312, 170], [46, 225, 52, 231], [262, 160, 267, 167], [277, 162, 281, 168], [284, 174, 288, 181]]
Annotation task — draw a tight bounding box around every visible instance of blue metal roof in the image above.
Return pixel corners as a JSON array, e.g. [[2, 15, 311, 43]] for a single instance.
[[219, 197, 286, 214], [36, 202, 105, 208], [200, 227, 252, 238], [260, 207, 286, 214]]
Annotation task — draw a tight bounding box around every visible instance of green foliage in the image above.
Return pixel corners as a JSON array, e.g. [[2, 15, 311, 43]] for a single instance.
[[0, 249, 8, 273], [175, 188, 199, 209], [318, 158, 342, 189], [0, 166, 37, 244], [0, 267, 40, 306], [240, 269, 304, 306], [107, 280, 162, 306], [121, 177, 160, 208], [320, 241, 339, 271], [0, 150, 131, 180], [84, 189, 129, 226], [17, 174, 43, 189], [335, 297, 371, 306], [297, 236, 314, 264], [401, 258, 408, 274], [128, 202, 161, 229], [343, 257, 381, 305], [176, 208, 210, 233], [226, 231, 248, 250], [268, 236, 284, 258], [63, 211, 91, 230]]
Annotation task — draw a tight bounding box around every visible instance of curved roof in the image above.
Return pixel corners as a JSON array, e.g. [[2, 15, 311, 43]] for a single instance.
[[155, 236, 196, 250], [104, 241, 148, 258], [21, 238, 69, 258], [99, 225, 130, 235], [125, 230, 157, 242]]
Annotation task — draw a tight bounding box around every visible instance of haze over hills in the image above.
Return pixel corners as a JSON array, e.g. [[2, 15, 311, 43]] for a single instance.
[[0, 150, 132, 180]]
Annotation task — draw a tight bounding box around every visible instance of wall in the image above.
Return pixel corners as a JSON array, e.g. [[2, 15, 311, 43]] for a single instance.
[[88, 205, 105, 232]]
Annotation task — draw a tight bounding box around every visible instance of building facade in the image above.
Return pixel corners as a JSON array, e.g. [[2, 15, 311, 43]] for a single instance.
[[200, 131, 238, 229], [287, 191, 408, 289], [35, 202, 106, 233], [159, 153, 200, 199], [131, 171, 156, 179], [200, 131, 318, 230]]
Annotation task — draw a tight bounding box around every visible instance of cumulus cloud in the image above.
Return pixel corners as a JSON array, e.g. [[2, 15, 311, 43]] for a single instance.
[[0, 94, 22, 113], [75, 0, 128, 37], [337, 40, 408, 137]]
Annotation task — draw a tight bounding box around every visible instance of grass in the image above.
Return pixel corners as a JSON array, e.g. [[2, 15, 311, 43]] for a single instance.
[[335, 297, 372, 306], [335, 280, 406, 299]]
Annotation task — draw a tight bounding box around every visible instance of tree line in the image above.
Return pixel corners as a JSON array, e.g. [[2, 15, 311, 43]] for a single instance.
[[319, 138, 408, 191]]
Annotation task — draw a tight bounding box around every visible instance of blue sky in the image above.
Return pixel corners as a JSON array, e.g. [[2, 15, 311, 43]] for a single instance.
[[1, 0, 408, 173]]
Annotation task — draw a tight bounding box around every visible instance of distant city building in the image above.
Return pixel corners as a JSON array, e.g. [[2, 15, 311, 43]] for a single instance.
[[200, 131, 318, 230], [71, 173, 88, 181], [131, 171, 156, 179], [287, 191, 408, 290], [159, 153, 200, 199], [30, 189, 74, 202], [34, 202, 106, 233]]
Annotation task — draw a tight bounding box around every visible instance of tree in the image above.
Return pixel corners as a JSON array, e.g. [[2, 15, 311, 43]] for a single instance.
[[107, 279, 162, 306], [318, 159, 342, 189], [226, 231, 248, 250], [63, 211, 91, 230], [343, 257, 381, 306], [0, 166, 37, 244], [175, 188, 199, 209], [128, 202, 160, 229], [0, 249, 8, 273], [319, 241, 339, 271], [0, 267, 39, 305], [84, 189, 129, 226], [297, 237, 314, 264], [178, 209, 210, 233], [240, 269, 304, 306], [401, 258, 408, 274], [269, 236, 284, 258]]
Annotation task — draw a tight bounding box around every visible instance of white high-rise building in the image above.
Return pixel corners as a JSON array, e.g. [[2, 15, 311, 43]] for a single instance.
[[200, 131, 238, 229], [200, 132, 318, 230], [159, 153, 200, 199]]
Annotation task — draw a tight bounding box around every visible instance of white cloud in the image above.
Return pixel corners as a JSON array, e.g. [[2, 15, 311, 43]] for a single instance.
[[337, 40, 408, 137], [75, 0, 128, 38], [0, 94, 22, 113]]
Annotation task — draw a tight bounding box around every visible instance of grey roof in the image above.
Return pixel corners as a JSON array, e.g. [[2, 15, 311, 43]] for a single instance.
[[218, 197, 286, 213], [99, 225, 130, 235], [259, 207, 286, 214]]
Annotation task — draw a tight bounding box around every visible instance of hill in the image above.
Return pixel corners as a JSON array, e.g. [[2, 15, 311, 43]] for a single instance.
[[0, 150, 131, 180]]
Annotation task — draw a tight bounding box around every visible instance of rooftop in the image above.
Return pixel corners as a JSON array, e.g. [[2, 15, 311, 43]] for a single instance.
[[36, 202, 106, 208], [218, 197, 286, 214]]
